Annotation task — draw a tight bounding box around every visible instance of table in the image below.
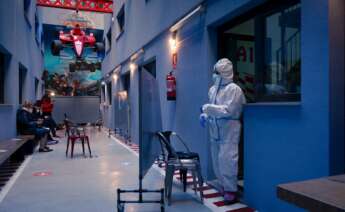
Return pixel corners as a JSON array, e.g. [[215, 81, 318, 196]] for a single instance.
[[277, 175, 345, 212]]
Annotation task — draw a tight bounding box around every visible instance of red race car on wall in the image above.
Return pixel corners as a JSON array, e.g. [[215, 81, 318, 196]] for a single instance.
[[51, 24, 104, 59]]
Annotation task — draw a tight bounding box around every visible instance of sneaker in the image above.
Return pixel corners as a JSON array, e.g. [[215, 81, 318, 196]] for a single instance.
[[47, 140, 59, 145], [39, 148, 53, 152], [223, 191, 237, 205]]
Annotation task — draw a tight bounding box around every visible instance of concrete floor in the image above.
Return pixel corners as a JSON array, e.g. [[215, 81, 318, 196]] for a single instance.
[[0, 128, 210, 212]]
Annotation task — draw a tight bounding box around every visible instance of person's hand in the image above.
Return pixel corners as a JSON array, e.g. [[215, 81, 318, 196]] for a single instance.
[[199, 113, 208, 128], [202, 104, 216, 115], [37, 119, 43, 125]]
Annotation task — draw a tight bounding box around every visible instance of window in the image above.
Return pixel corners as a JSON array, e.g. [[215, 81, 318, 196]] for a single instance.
[[143, 60, 156, 78], [101, 84, 106, 103], [0, 53, 5, 104], [19, 65, 27, 105], [24, 0, 31, 11], [219, 1, 301, 102], [117, 5, 125, 34], [34, 11, 40, 45], [24, 0, 32, 27], [107, 27, 112, 51], [121, 73, 130, 92], [35, 78, 39, 98], [107, 82, 112, 105]]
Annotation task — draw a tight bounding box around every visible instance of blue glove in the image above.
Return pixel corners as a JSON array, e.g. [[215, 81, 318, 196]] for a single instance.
[[199, 113, 208, 128]]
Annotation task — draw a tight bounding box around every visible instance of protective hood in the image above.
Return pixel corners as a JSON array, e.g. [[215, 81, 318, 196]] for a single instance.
[[214, 58, 233, 81]]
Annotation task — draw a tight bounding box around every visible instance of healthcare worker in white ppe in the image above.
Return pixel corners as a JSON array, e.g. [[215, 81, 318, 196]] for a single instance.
[[200, 58, 246, 204]]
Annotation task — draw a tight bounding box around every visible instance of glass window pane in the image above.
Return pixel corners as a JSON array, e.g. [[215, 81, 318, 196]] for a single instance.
[[223, 19, 255, 102], [264, 4, 301, 98], [219, 2, 301, 102], [107, 82, 112, 105]]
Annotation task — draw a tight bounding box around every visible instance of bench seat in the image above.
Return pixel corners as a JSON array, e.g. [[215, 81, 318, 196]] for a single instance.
[[0, 135, 35, 165]]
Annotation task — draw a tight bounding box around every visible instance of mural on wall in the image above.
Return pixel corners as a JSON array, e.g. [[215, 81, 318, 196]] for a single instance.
[[43, 12, 104, 96]]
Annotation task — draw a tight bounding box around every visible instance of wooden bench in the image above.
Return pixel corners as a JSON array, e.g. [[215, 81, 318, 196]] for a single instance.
[[0, 135, 35, 165]]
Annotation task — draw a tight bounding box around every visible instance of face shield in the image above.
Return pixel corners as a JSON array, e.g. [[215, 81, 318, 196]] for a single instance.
[[214, 58, 233, 81]]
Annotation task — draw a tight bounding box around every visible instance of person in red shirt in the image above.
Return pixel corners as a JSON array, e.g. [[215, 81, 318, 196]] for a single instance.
[[40, 94, 59, 139], [41, 94, 53, 116]]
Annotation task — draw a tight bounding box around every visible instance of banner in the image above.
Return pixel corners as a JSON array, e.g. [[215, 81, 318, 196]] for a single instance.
[[139, 68, 162, 178]]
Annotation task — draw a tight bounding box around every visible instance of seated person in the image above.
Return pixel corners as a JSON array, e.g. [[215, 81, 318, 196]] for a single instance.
[[17, 101, 53, 152], [32, 105, 59, 145], [38, 97, 60, 139]]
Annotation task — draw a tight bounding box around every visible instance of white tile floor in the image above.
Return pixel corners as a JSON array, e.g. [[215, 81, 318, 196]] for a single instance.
[[0, 128, 211, 212]]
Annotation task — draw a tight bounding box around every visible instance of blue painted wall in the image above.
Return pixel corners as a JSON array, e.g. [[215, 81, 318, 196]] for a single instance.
[[101, 0, 344, 211], [0, 0, 44, 140]]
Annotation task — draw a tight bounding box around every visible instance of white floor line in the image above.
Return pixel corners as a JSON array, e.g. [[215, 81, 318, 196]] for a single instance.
[[0, 154, 33, 204], [108, 135, 139, 158]]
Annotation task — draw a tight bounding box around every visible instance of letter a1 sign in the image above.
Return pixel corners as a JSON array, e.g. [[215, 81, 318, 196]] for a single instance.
[[172, 53, 177, 69]]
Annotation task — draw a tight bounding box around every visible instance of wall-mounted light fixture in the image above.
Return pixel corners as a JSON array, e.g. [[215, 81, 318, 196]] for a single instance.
[[169, 31, 178, 54], [50, 91, 55, 97], [130, 63, 136, 72], [130, 49, 144, 62], [101, 81, 106, 85], [169, 31, 178, 69], [113, 73, 118, 81], [118, 91, 128, 101]]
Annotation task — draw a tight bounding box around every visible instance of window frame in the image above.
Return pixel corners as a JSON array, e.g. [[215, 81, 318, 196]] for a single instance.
[[24, 0, 32, 28], [34, 10, 40, 46], [19, 65, 27, 105], [101, 84, 106, 103], [35, 78, 39, 98], [106, 27, 112, 53], [116, 5, 125, 39], [218, 0, 301, 103], [106, 81, 112, 105]]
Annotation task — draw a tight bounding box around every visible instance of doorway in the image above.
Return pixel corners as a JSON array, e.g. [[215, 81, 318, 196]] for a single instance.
[[218, 0, 301, 187], [114, 72, 131, 141], [138, 58, 162, 178], [19, 65, 27, 105]]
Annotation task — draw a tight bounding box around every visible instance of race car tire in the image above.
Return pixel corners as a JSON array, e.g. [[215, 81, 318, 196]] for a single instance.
[[51, 40, 62, 56], [94, 42, 105, 53], [89, 63, 96, 72], [94, 62, 101, 70], [69, 63, 76, 72]]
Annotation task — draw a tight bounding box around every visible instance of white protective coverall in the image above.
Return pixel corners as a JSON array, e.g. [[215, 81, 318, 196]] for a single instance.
[[202, 58, 246, 192]]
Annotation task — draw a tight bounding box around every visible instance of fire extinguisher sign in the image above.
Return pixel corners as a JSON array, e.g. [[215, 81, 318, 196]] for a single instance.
[[172, 53, 177, 69]]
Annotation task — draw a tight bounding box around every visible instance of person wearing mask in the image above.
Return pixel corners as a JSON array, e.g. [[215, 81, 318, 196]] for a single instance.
[[200, 58, 246, 204], [17, 101, 53, 152]]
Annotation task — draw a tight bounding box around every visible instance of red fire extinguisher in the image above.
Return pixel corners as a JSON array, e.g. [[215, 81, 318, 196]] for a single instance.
[[166, 71, 176, 101]]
